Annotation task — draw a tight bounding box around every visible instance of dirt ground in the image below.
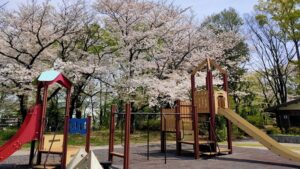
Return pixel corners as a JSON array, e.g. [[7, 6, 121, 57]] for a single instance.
[[1, 144, 300, 169]]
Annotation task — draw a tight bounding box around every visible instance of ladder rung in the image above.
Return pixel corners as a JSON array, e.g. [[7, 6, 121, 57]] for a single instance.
[[219, 148, 231, 153], [201, 152, 217, 156], [110, 152, 124, 158], [33, 165, 59, 169]]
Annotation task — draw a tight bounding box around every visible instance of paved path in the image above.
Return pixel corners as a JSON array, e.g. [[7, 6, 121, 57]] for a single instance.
[[1, 143, 300, 169]]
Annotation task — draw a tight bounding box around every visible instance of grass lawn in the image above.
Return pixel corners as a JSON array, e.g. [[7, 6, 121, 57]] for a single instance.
[[0, 128, 164, 149], [68, 129, 163, 146]]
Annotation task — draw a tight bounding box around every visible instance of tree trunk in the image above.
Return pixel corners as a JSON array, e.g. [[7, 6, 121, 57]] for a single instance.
[[293, 40, 300, 95], [70, 86, 84, 117], [103, 87, 108, 127], [18, 95, 28, 123], [233, 95, 240, 114], [294, 40, 300, 67], [99, 82, 103, 127], [130, 102, 136, 134]]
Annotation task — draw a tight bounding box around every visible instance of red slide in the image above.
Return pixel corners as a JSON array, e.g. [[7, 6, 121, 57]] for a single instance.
[[0, 104, 42, 162]]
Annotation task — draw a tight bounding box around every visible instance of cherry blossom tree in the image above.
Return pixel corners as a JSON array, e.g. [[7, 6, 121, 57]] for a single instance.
[[0, 0, 89, 119], [0, 0, 247, 125], [93, 0, 242, 108]]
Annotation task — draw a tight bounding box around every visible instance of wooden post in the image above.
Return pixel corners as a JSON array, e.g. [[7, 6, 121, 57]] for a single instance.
[[124, 103, 131, 169], [207, 70, 216, 151], [175, 100, 181, 155], [85, 115, 91, 153], [108, 105, 116, 162], [223, 74, 232, 154], [61, 89, 71, 169], [37, 84, 48, 164], [191, 74, 199, 159]]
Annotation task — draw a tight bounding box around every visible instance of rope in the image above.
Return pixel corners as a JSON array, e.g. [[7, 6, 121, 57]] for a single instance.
[[43, 122, 61, 168]]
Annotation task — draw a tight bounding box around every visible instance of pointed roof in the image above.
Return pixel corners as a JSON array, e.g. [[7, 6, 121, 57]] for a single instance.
[[191, 58, 227, 75], [38, 70, 72, 89], [38, 70, 61, 81]]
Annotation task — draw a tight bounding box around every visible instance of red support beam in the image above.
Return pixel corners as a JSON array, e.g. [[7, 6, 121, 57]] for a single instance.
[[108, 105, 116, 162], [175, 100, 181, 155], [37, 85, 49, 164], [223, 74, 232, 154], [191, 74, 199, 159], [124, 103, 131, 169], [61, 89, 71, 169], [85, 115, 91, 153], [30, 84, 42, 165], [207, 71, 217, 151]]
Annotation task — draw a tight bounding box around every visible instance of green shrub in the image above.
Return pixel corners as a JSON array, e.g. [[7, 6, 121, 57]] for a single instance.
[[0, 128, 17, 140], [232, 126, 246, 139], [246, 114, 264, 128], [136, 119, 160, 131], [288, 127, 300, 135], [266, 127, 281, 135], [216, 128, 226, 142]]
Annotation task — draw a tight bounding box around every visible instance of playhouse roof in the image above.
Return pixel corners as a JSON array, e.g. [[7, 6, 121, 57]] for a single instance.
[[265, 98, 300, 113], [38, 70, 72, 89], [192, 58, 227, 75]]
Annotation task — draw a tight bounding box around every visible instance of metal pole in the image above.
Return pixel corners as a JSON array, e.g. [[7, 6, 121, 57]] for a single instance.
[[61, 89, 71, 169], [85, 115, 91, 153], [108, 105, 116, 162], [160, 108, 166, 153], [29, 140, 35, 166]]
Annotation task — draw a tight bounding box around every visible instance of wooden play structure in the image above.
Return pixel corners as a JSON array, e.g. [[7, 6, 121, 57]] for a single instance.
[[160, 57, 300, 163], [0, 70, 92, 169], [107, 58, 233, 169], [161, 58, 232, 158]]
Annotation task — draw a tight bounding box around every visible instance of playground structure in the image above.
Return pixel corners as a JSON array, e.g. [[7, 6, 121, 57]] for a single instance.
[[0, 70, 93, 169], [1, 59, 300, 169], [108, 58, 300, 169], [107, 58, 232, 168], [161, 58, 300, 162], [161, 58, 232, 158]]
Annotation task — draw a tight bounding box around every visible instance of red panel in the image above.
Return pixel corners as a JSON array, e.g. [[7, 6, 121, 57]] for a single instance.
[[0, 104, 42, 162], [45, 74, 72, 89]]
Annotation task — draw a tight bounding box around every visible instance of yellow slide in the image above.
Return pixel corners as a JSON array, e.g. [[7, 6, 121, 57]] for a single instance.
[[218, 108, 300, 163]]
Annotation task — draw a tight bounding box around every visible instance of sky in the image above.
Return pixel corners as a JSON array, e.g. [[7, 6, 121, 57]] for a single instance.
[[5, 0, 258, 21], [173, 0, 258, 20]]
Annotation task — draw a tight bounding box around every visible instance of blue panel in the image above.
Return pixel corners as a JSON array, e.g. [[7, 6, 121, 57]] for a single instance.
[[38, 70, 60, 82], [69, 118, 87, 135]]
